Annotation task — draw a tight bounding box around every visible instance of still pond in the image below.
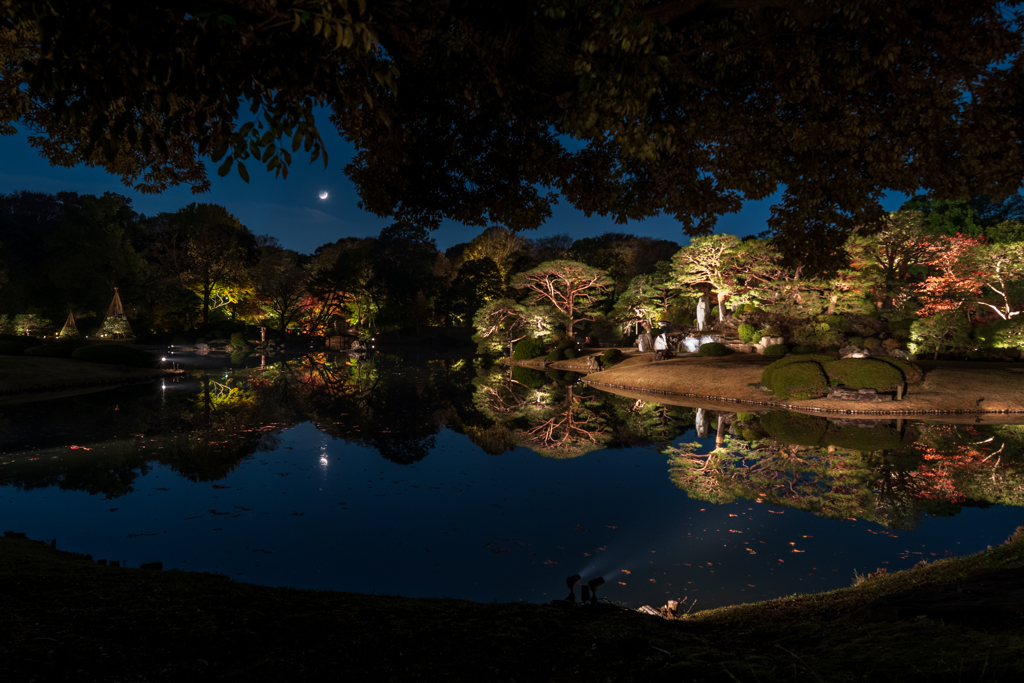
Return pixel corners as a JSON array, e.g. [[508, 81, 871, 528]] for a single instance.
[[2, 350, 1022, 609]]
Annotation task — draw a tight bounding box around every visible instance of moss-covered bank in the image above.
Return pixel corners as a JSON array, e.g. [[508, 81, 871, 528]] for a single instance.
[[2, 531, 1023, 682]]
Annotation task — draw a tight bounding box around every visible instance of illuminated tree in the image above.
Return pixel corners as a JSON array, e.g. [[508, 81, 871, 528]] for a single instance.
[[915, 234, 988, 317], [152, 203, 258, 324], [472, 299, 548, 355], [671, 234, 743, 320], [253, 244, 308, 332], [511, 260, 612, 337]]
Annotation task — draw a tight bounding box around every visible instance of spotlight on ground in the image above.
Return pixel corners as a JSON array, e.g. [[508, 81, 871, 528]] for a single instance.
[[587, 576, 605, 604], [565, 574, 581, 603]]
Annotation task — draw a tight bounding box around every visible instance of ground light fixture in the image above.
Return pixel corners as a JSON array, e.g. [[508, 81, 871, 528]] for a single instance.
[[565, 574, 581, 602], [587, 576, 605, 605]]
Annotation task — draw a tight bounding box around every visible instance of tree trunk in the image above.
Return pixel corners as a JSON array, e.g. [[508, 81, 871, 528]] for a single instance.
[[202, 283, 211, 324], [717, 291, 726, 321]]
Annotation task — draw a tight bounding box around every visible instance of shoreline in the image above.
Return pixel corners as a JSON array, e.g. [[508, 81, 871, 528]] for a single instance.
[[3, 531, 1022, 681], [514, 350, 1024, 421]]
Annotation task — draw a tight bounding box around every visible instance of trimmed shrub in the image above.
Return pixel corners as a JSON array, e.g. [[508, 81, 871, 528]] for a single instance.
[[761, 411, 828, 446], [761, 359, 830, 399], [763, 325, 783, 337], [230, 332, 248, 349], [823, 358, 904, 392], [750, 330, 763, 344], [23, 340, 90, 358], [875, 356, 924, 384], [817, 314, 850, 332], [763, 344, 788, 357], [602, 348, 624, 366], [737, 323, 756, 343], [230, 350, 247, 365], [546, 348, 564, 363], [512, 337, 545, 360], [71, 344, 156, 367], [736, 412, 757, 421], [512, 366, 546, 388], [791, 344, 817, 355], [556, 337, 574, 350], [697, 342, 731, 357], [847, 336, 865, 348], [0, 340, 33, 355], [0, 333, 42, 347], [563, 348, 577, 359]]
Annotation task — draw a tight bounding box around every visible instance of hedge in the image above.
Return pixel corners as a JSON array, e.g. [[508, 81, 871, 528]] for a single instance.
[[823, 358, 904, 392], [23, 340, 90, 358], [512, 337, 545, 361], [697, 342, 731, 357], [71, 344, 156, 367]]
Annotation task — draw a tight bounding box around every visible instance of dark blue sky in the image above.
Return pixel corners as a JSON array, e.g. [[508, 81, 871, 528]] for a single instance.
[[0, 117, 905, 255]]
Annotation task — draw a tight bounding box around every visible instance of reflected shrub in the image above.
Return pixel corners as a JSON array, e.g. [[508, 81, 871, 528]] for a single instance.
[[761, 411, 829, 446], [511, 366, 546, 388]]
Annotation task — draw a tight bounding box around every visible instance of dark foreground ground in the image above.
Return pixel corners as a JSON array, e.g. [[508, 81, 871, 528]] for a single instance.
[[3, 530, 1024, 682]]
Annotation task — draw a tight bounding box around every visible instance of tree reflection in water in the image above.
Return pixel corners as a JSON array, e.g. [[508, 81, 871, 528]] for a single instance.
[[668, 410, 1024, 529]]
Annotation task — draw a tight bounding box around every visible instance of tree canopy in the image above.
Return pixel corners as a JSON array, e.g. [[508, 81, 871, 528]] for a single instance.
[[4, 1, 1024, 267]]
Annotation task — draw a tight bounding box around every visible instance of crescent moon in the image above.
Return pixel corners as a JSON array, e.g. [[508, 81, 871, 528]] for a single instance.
[[319, 191, 329, 200]]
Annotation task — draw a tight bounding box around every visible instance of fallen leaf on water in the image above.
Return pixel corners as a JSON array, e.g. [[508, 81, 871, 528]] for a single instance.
[[605, 525, 618, 529], [543, 560, 558, 565], [584, 552, 591, 557], [789, 542, 796, 546], [621, 570, 631, 574], [768, 510, 784, 514], [617, 581, 627, 585], [649, 579, 657, 583], [802, 535, 813, 538], [728, 530, 742, 534], [791, 549, 805, 553], [728, 514, 738, 517], [745, 549, 757, 554], [748, 584, 756, 588]]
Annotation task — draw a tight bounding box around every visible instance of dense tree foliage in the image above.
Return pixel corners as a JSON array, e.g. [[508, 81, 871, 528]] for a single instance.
[[4, 1, 1024, 264]]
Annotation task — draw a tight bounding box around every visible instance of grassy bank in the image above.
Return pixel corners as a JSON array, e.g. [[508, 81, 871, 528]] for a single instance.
[[0, 356, 170, 403], [2, 531, 1022, 682]]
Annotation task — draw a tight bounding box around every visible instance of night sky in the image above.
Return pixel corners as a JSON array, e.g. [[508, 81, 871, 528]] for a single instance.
[[0, 109, 905, 255]]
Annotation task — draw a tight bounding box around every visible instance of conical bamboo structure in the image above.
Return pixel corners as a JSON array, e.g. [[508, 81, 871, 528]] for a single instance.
[[58, 309, 79, 338], [99, 287, 134, 339]]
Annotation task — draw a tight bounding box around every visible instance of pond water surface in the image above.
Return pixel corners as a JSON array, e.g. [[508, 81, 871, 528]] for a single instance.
[[2, 351, 1022, 609]]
